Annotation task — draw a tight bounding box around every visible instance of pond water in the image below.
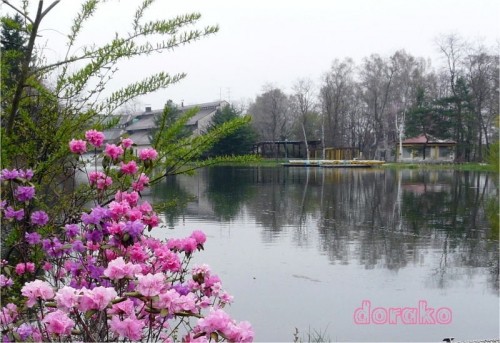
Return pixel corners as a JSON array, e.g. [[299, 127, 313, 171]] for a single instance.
[[147, 166, 499, 342]]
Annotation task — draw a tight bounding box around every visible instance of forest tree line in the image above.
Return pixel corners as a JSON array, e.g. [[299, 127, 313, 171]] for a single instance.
[[246, 34, 499, 162]]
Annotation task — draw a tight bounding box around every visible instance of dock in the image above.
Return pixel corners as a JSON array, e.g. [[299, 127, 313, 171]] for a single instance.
[[282, 159, 386, 168]]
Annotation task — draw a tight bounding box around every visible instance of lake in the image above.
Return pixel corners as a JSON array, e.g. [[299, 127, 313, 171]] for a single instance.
[[147, 166, 499, 342]]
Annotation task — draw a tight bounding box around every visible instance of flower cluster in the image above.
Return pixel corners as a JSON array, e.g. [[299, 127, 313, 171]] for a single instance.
[[0, 130, 253, 342]]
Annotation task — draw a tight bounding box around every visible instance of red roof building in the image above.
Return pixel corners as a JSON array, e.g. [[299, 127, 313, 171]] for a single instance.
[[396, 134, 456, 162]]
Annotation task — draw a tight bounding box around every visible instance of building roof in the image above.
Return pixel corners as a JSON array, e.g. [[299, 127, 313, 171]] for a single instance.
[[402, 134, 456, 145]]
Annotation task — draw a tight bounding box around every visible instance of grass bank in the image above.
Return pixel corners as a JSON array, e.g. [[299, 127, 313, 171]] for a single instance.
[[213, 159, 496, 172]]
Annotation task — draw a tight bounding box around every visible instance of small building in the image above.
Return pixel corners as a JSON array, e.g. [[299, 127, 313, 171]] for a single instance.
[[396, 134, 456, 162]]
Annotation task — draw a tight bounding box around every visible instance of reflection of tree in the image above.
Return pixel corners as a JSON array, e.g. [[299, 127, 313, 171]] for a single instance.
[[151, 176, 195, 228], [206, 167, 256, 221], [155, 166, 498, 292]]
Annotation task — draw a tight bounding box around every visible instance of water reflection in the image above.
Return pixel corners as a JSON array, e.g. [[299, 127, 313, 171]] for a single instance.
[[152, 167, 498, 293]]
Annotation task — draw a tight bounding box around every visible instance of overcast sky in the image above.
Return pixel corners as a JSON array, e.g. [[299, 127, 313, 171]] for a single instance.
[[10, 0, 500, 110]]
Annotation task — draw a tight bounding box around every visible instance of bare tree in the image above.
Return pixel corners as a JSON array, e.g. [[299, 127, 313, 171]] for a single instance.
[[291, 78, 316, 160], [248, 85, 291, 157]]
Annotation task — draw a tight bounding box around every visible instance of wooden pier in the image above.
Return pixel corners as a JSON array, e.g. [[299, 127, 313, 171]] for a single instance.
[[282, 159, 386, 168]]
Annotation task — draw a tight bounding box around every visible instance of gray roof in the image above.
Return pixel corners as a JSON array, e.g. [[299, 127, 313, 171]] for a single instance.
[[127, 131, 151, 146]]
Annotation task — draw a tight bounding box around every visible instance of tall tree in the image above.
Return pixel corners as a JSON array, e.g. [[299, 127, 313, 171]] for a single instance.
[[248, 85, 291, 157], [291, 78, 317, 160], [206, 105, 257, 157]]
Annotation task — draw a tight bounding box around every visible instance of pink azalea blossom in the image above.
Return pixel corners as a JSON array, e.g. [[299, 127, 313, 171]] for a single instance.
[[103, 257, 141, 280], [138, 148, 158, 161], [79, 286, 117, 311], [120, 160, 138, 175], [69, 139, 87, 154], [85, 129, 105, 148], [21, 280, 55, 307], [54, 286, 79, 311], [0, 304, 18, 325], [132, 173, 150, 192], [42, 310, 74, 336], [196, 308, 231, 334], [89, 171, 112, 190], [109, 315, 144, 341], [191, 230, 207, 245], [136, 272, 165, 297], [104, 144, 124, 160], [15, 263, 26, 275], [120, 137, 134, 149], [0, 275, 13, 288]]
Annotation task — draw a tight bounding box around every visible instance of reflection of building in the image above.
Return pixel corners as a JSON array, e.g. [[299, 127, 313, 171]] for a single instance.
[[102, 101, 228, 148], [396, 134, 456, 162]]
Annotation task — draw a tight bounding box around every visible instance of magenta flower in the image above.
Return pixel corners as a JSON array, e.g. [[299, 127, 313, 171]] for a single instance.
[[104, 144, 124, 160], [0, 169, 19, 180], [4, 206, 24, 221], [132, 173, 150, 192], [15, 263, 26, 275], [85, 129, 105, 148], [0, 275, 13, 288], [109, 315, 145, 341], [120, 137, 134, 149], [89, 171, 113, 190], [42, 310, 74, 336], [25, 232, 41, 245], [68, 139, 87, 154], [120, 160, 138, 175], [21, 280, 55, 307], [138, 148, 158, 161], [19, 169, 34, 180], [31, 210, 49, 226], [136, 272, 165, 297], [14, 186, 35, 202]]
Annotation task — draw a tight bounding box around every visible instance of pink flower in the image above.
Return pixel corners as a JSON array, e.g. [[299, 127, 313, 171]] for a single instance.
[[0, 275, 13, 288], [104, 144, 124, 160], [138, 148, 158, 161], [225, 321, 254, 342], [120, 137, 134, 149], [132, 173, 150, 192], [136, 273, 165, 297], [109, 315, 144, 341], [89, 171, 112, 190], [120, 160, 138, 175], [25, 262, 35, 273], [85, 129, 105, 148], [79, 286, 117, 311], [21, 280, 55, 307], [0, 304, 18, 325], [54, 286, 79, 311], [196, 308, 231, 334], [15, 263, 26, 275], [103, 257, 141, 280], [69, 139, 87, 154], [42, 310, 74, 336], [191, 230, 206, 245], [109, 298, 135, 317], [31, 210, 49, 226]]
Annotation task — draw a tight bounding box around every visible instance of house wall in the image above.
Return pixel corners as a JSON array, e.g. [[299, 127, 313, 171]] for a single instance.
[[398, 145, 455, 162]]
